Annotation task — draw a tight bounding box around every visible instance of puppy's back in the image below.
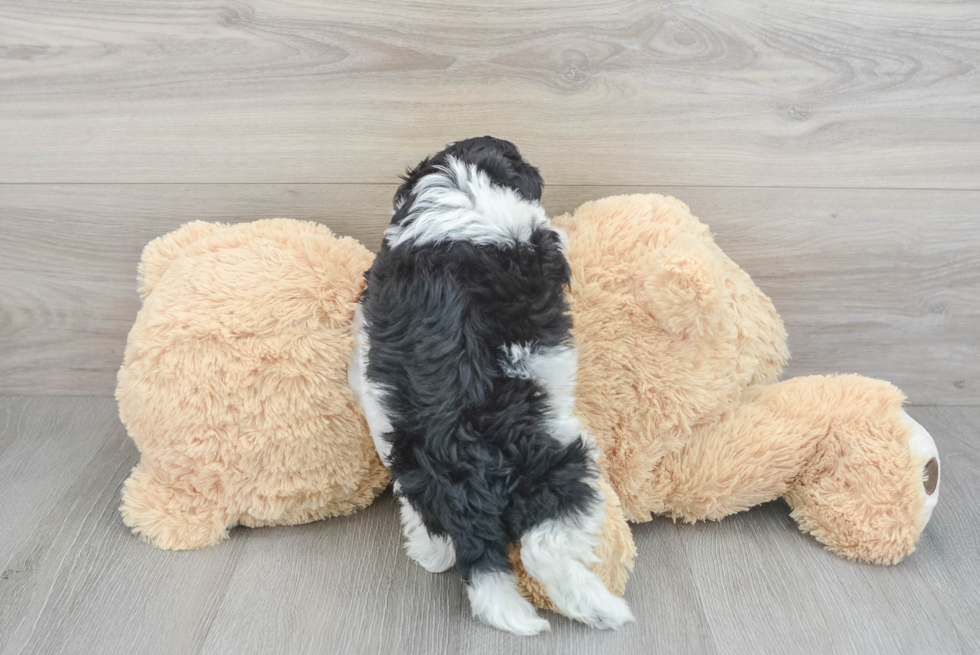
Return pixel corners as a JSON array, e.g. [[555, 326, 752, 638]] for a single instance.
[[361, 165, 597, 583]]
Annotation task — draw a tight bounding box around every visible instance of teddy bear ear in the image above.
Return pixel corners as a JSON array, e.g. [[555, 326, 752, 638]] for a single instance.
[[136, 221, 221, 299], [636, 233, 727, 339]]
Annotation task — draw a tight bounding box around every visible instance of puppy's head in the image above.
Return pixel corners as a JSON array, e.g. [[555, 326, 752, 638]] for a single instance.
[[393, 136, 543, 213]]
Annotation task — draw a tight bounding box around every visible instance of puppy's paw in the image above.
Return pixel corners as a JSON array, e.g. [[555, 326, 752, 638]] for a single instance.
[[399, 496, 456, 573], [577, 594, 634, 630], [478, 607, 552, 637], [407, 534, 456, 573], [468, 572, 552, 636], [547, 574, 635, 630]]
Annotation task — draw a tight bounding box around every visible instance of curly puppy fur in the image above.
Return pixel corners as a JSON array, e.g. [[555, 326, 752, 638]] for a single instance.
[[350, 137, 633, 634]]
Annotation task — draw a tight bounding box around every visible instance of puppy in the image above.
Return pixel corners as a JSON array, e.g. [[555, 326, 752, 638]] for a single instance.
[[349, 137, 634, 635]]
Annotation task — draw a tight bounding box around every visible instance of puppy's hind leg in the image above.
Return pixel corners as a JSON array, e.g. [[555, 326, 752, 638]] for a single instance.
[[520, 492, 635, 630], [396, 492, 456, 573], [451, 522, 549, 635], [467, 571, 551, 636]]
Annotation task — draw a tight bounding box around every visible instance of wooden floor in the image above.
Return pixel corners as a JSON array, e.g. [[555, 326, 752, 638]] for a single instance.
[[0, 397, 976, 655], [2, 1, 979, 653]]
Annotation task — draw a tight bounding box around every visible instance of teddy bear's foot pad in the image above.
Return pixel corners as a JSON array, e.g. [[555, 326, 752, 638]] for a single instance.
[[899, 410, 941, 528]]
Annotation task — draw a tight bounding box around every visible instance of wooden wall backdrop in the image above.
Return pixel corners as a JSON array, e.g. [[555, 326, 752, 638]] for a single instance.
[[1, 0, 979, 403]]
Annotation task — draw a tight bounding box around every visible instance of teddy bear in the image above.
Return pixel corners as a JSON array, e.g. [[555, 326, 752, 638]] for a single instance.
[[545, 195, 940, 566], [116, 219, 388, 550], [116, 194, 940, 611]]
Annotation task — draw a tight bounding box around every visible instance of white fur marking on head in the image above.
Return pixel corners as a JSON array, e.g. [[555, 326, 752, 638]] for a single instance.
[[520, 487, 634, 630], [467, 571, 551, 636], [384, 158, 550, 249]]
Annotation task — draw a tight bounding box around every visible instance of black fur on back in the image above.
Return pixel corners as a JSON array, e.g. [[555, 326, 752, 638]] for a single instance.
[[360, 138, 597, 582]]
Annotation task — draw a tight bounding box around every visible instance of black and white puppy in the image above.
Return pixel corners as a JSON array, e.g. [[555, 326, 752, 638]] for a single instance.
[[349, 137, 634, 635]]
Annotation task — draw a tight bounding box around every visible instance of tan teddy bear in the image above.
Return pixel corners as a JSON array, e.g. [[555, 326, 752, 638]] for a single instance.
[[116, 220, 388, 550], [548, 195, 939, 566], [116, 195, 940, 611]]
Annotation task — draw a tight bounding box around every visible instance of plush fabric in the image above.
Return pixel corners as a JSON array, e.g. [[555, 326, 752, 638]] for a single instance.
[[117, 219, 388, 550], [554, 195, 930, 564], [553, 194, 789, 522], [117, 194, 937, 611]]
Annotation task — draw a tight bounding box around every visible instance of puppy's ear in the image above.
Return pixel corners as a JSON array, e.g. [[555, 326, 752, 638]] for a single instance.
[[393, 155, 433, 213], [488, 138, 543, 202], [538, 227, 571, 287], [505, 155, 543, 203]]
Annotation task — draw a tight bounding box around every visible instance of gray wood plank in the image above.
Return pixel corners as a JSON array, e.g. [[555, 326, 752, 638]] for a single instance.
[[1, 0, 978, 187], [0, 397, 120, 566], [198, 493, 468, 655], [453, 516, 717, 655], [0, 399, 976, 655], [2, 184, 977, 404], [0, 397, 248, 655], [200, 490, 717, 655]]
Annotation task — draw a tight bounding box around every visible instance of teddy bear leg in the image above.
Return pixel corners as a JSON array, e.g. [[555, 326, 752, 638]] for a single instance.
[[651, 375, 940, 564], [649, 385, 821, 523], [780, 376, 940, 564], [119, 460, 231, 551], [898, 409, 941, 528]]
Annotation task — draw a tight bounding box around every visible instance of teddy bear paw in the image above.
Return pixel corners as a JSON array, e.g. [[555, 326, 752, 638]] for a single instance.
[[899, 410, 941, 529]]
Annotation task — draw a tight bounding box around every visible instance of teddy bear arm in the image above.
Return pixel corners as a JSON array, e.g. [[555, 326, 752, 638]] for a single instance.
[[119, 459, 232, 550]]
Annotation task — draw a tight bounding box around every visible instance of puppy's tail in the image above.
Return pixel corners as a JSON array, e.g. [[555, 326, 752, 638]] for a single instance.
[[519, 489, 635, 630]]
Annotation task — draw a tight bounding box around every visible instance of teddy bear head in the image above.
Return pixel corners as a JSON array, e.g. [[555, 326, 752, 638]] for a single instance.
[[553, 195, 789, 520]]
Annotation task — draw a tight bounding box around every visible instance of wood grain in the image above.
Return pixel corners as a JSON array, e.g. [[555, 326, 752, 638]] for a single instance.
[[1, 0, 978, 187], [0, 397, 246, 655], [0, 397, 976, 654], [0, 397, 121, 567], [2, 183, 977, 404]]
